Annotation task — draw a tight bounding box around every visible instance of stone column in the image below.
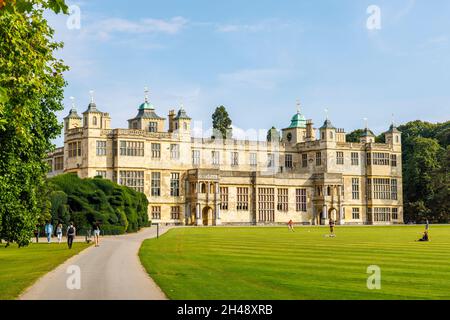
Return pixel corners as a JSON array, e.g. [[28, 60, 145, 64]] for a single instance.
[[340, 206, 345, 225], [215, 203, 221, 225], [196, 203, 202, 226]]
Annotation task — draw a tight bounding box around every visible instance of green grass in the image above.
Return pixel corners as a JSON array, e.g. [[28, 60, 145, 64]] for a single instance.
[[0, 242, 91, 300], [139, 226, 450, 300]]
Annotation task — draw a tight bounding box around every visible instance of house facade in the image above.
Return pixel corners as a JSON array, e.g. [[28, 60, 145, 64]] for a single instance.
[[47, 92, 403, 226]]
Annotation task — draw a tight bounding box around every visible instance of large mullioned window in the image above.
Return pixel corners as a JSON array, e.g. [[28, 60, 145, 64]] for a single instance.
[[151, 172, 161, 196], [277, 188, 288, 212], [258, 188, 275, 222], [68, 141, 81, 158], [119, 171, 144, 193], [96, 140, 107, 156], [237, 187, 249, 211], [120, 141, 144, 157], [296, 188, 307, 212], [220, 187, 229, 210], [170, 173, 180, 196]]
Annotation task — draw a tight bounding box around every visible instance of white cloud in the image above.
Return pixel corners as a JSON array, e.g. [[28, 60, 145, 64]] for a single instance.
[[428, 35, 448, 44], [94, 16, 188, 36], [216, 19, 294, 33]]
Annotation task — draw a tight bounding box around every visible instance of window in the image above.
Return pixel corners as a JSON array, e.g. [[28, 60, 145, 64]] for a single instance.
[[237, 187, 249, 211], [170, 144, 180, 160], [336, 152, 344, 165], [96, 140, 107, 156], [148, 122, 157, 132], [302, 154, 308, 168], [371, 178, 391, 200], [54, 156, 64, 171], [151, 143, 161, 159], [296, 188, 307, 212], [391, 179, 398, 200], [250, 153, 257, 167], [267, 153, 275, 168], [285, 154, 293, 168], [352, 208, 360, 220], [151, 172, 161, 196], [93, 116, 97, 126], [277, 188, 288, 212], [391, 154, 397, 167], [392, 208, 399, 220], [374, 207, 391, 222], [171, 206, 180, 220], [192, 150, 200, 165], [119, 171, 144, 193], [258, 188, 275, 222], [231, 152, 239, 166], [366, 152, 371, 166], [316, 152, 322, 166], [352, 178, 360, 200], [151, 206, 161, 220], [170, 173, 180, 196], [372, 153, 390, 166], [95, 170, 106, 178], [120, 141, 144, 157], [212, 151, 220, 166], [220, 187, 228, 210], [68, 141, 81, 158], [351, 152, 359, 166]]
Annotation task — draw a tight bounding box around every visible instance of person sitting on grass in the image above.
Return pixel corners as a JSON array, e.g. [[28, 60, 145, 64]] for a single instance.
[[417, 230, 430, 242]]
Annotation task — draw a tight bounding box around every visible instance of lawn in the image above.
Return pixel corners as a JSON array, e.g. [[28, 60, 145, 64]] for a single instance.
[[0, 242, 91, 300], [139, 225, 450, 300]]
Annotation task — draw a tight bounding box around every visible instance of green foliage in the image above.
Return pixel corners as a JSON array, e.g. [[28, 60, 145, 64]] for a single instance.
[[345, 129, 366, 142], [0, 1, 68, 247], [47, 174, 150, 235], [212, 105, 232, 139], [399, 121, 449, 223]]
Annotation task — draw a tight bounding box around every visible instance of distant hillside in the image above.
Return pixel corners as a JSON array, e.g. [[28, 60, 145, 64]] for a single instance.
[[47, 173, 150, 234]]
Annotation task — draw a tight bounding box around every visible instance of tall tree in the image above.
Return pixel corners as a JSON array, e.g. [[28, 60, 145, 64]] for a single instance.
[[212, 105, 232, 139], [0, 0, 68, 246]]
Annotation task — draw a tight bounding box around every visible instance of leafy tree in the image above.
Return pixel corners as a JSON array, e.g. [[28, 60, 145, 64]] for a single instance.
[[399, 120, 449, 223], [212, 105, 232, 139], [0, 1, 68, 246], [345, 129, 365, 142]]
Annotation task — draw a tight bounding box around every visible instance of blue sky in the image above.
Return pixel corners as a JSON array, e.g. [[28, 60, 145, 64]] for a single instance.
[[48, 0, 450, 145]]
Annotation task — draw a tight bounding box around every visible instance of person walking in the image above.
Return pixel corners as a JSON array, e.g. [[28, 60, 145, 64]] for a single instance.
[[34, 226, 40, 243], [67, 222, 76, 249], [44, 222, 53, 244], [287, 219, 295, 232], [329, 218, 336, 237], [56, 223, 63, 244], [93, 222, 101, 247]]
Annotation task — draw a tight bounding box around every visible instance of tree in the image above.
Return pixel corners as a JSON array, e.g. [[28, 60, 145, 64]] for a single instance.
[[0, 1, 68, 246], [212, 105, 232, 139], [345, 129, 365, 142]]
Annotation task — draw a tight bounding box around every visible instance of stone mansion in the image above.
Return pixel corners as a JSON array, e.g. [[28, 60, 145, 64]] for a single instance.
[[47, 92, 403, 226]]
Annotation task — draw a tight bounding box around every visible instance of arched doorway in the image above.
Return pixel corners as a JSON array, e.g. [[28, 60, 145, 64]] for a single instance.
[[202, 206, 213, 226]]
